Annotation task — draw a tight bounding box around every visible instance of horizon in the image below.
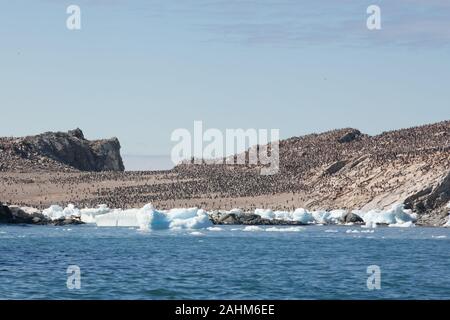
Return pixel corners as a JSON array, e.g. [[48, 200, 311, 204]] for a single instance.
[[1, 0, 449, 166]]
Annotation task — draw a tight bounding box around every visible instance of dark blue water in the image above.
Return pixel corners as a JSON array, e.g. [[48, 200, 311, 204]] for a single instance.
[[1, 224, 449, 299]]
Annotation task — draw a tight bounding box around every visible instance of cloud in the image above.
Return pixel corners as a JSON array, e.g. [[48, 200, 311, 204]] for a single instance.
[[39, 0, 450, 49], [180, 0, 450, 49]]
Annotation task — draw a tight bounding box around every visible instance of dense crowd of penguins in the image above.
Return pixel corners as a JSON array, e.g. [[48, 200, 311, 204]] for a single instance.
[[1, 121, 448, 210]]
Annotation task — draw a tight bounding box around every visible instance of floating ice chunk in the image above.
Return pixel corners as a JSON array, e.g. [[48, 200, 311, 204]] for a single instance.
[[80, 205, 110, 223], [43, 204, 97, 221], [273, 210, 291, 220], [346, 229, 360, 233], [93, 205, 212, 230], [63, 204, 80, 218], [42, 205, 64, 220], [136, 204, 153, 230], [243, 226, 263, 232], [388, 221, 416, 228], [359, 203, 416, 227], [255, 209, 275, 220], [95, 211, 119, 227], [149, 210, 171, 230], [362, 221, 378, 229], [190, 231, 204, 236], [325, 229, 339, 233], [169, 209, 212, 229], [311, 210, 330, 224], [207, 227, 223, 231], [42, 204, 80, 220], [265, 226, 303, 232], [166, 207, 199, 220], [329, 209, 347, 223], [292, 208, 314, 224]]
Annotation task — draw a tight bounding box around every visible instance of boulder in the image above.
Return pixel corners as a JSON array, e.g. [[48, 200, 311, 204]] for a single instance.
[[338, 129, 362, 143], [51, 216, 84, 226], [0, 202, 13, 223], [340, 212, 364, 224], [8, 206, 50, 224], [218, 213, 240, 224], [213, 212, 306, 225]]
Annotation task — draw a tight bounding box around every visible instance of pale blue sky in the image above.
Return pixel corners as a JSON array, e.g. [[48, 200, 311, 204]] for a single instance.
[[1, 0, 449, 164]]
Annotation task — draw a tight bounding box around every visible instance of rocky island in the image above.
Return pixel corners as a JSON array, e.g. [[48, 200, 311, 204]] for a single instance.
[[0, 121, 449, 226]]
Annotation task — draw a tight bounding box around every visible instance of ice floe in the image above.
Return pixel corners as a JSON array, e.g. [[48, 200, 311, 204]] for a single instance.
[[243, 226, 264, 232], [40, 202, 419, 230], [265, 226, 304, 232], [358, 204, 417, 226]]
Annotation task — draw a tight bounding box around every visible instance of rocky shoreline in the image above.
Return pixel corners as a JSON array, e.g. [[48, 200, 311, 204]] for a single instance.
[[1, 123, 449, 227], [209, 211, 365, 225], [0, 202, 84, 226], [4, 201, 447, 228]]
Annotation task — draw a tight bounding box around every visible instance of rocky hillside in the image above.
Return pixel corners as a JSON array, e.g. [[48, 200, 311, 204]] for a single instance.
[[175, 120, 449, 225], [0, 129, 124, 172], [0, 121, 448, 226]]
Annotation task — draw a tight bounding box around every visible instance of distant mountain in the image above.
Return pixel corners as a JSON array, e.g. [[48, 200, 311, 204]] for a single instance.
[[0, 128, 124, 172]]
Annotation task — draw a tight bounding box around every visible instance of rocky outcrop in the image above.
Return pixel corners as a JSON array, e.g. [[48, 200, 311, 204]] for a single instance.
[[340, 212, 364, 224], [338, 129, 363, 143], [211, 212, 307, 225], [0, 129, 124, 172], [404, 170, 450, 225], [0, 203, 84, 225], [323, 160, 347, 176], [0, 203, 13, 223]]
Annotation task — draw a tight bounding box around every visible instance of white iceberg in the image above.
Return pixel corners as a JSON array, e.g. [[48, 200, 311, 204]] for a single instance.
[[359, 204, 416, 226]]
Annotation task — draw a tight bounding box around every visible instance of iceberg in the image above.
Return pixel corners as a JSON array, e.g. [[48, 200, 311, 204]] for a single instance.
[[42, 204, 80, 220], [254, 209, 275, 220], [250, 204, 416, 227], [80, 205, 110, 223], [359, 204, 416, 226]]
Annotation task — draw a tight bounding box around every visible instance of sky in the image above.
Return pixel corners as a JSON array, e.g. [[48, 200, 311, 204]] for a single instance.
[[0, 1, 449, 169]]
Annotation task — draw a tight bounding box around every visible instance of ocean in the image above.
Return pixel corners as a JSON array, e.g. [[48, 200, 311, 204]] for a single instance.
[[1, 224, 449, 300]]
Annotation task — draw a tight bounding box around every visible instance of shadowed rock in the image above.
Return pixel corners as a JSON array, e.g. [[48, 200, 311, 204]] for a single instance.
[[338, 129, 362, 143], [0, 203, 84, 225], [340, 212, 364, 224], [0, 202, 13, 223], [15, 128, 125, 171]]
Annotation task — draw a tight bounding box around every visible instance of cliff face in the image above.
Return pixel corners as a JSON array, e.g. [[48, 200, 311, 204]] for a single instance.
[[0, 128, 124, 172]]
